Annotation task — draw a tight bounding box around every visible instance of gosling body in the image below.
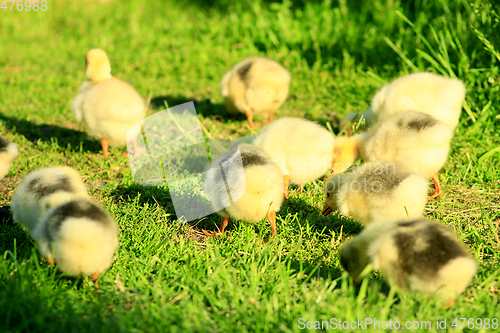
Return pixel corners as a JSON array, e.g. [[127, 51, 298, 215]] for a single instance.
[[11, 167, 119, 279], [340, 218, 477, 301], [369, 72, 465, 130], [0, 136, 19, 179], [322, 162, 428, 224], [331, 111, 454, 197], [72, 49, 146, 157], [204, 144, 283, 236], [254, 117, 335, 197], [221, 57, 290, 127]]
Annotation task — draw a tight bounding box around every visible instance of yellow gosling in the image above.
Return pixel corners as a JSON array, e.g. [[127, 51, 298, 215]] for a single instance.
[[340, 218, 477, 302], [72, 49, 146, 157], [204, 144, 284, 238], [322, 162, 428, 224], [11, 167, 119, 281], [221, 57, 290, 127], [254, 117, 335, 199]]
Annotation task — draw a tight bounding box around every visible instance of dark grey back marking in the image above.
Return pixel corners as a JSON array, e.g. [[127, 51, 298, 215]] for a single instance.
[[237, 61, 253, 82], [240, 150, 268, 168], [0, 136, 11, 152], [396, 113, 438, 131], [357, 165, 410, 193], [216, 146, 267, 169], [208, 145, 268, 210], [393, 223, 467, 283], [43, 199, 112, 248], [27, 175, 74, 198]]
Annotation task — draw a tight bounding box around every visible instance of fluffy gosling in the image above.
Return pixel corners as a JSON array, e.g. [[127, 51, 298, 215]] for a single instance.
[[221, 57, 291, 127], [72, 48, 146, 157], [369, 72, 465, 130], [11, 167, 119, 281], [254, 117, 335, 199], [0, 136, 19, 179], [322, 162, 428, 224], [340, 218, 477, 302], [331, 111, 454, 198], [204, 144, 283, 238]]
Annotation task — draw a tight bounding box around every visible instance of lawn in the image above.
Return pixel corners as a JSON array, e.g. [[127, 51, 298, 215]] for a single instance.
[[0, 0, 499, 332]]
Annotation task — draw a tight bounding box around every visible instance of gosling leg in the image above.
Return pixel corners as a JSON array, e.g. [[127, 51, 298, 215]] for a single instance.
[[267, 210, 277, 237], [91, 271, 100, 283], [244, 109, 254, 128], [448, 298, 455, 308], [429, 172, 442, 199], [202, 216, 230, 237], [128, 137, 147, 158], [219, 216, 229, 234], [263, 210, 277, 242], [283, 175, 290, 200], [267, 110, 276, 124], [101, 138, 109, 157]]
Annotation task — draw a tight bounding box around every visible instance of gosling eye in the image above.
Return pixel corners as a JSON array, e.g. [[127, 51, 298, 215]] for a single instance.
[[326, 193, 331, 198]]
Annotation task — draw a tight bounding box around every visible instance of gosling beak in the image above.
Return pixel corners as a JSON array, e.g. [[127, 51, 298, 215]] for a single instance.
[[321, 203, 333, 216]]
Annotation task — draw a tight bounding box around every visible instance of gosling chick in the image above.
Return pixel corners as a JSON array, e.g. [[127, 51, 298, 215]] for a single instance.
[[204, 144, 283, 237], [72, 49, 146, 157], [331, 111, 454, 198], [11, 167, 89, 233], [254, 117, 335, 199], [0, 136, 19, 179], [340, 218, 477, 302], [37, 198, 119, 281], [322, 162, 428, 225], [221, 57, 291, 127], [11, 167, 119, 281], [369, 72, 465, 130]]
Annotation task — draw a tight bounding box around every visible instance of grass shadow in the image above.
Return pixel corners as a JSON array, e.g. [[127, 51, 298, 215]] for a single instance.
[[314, 213, 363, 238], [150, 95, 229, 120], [108, 182, 219, 239], [110, 182, 173, 210], [0, 275, 122, 332], [287, 256, 344, 282], [0, 205, 37, 262], [281, 194, 319, 216], [280, 194, 362, 235], [0, 114, 102, 154]]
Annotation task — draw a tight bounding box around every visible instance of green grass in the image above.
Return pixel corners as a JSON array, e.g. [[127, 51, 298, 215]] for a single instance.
[[1, 0, 499, 332]]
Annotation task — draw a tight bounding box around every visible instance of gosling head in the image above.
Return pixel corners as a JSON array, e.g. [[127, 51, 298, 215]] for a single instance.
[[321, 174, 344, 216], [339, 237, 370, 280], [85, 49, 112, 82]]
